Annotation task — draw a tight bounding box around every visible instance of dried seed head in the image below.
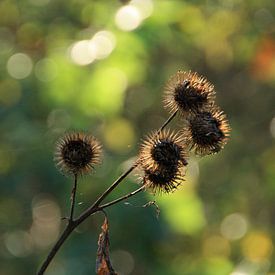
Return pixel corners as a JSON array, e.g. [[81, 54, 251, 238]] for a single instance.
[[163, 71, 215, 116], [151, 140, 181, 167], [138, 129, 188, 193], [54, 132, 102, 176], [143, 165, 185, 194], [184, 107, 230, 156], [139, 129, 188, 171]]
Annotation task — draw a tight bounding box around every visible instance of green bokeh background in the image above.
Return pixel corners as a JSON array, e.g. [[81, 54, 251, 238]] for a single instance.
[[1, 0, 275, 274]]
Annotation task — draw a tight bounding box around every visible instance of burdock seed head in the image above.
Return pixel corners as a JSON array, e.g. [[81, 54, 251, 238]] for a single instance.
[[184, 106, 230, 156], [143, 165, 185, 194], [138, 129, 188, 172], [138, 129, 188, 193], [163, 71, 215, 116], [54, 132, 102, 176]]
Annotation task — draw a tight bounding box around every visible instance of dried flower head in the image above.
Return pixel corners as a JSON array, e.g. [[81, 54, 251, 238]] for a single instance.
[[143, 165, 185, 194], [138, 130, 188, 193], [139, 130, 188, 170], [54, 132, 102, 176], [164, 71, 215, 116], [184, 107, 230, 156]]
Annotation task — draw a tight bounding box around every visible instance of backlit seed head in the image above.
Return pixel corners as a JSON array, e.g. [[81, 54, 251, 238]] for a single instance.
[[143, 165, 185, 194], [138, 129, 188, 193], [184, 107, 230, 156], [138, 129, 188, 172], [164, 71, 215, 116], [54, 132, 102, 176]]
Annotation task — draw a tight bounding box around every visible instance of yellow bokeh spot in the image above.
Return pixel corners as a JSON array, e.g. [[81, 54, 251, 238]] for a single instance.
[[103, 118, 135, 153], [242, 232, 273, 262], [156, 188, 206, 235], [202, 235, 231, 258], [0, 79, 21, 107]]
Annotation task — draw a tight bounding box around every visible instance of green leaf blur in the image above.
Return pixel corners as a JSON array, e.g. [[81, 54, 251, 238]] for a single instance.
[[0, 0, 275, 274]]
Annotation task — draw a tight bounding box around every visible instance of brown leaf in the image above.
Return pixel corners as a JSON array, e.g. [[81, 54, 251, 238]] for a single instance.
[[96, 217, 118, 275]]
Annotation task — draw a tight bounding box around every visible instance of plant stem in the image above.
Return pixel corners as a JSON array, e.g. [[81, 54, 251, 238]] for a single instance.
[[97, 185, 145, 211], [94, 164, 137, 208], [69, 174, 78, 222], [158, 110, 177, 132], [36, 185, 144, 275], [37, 110, 177, 274], [75, 164, 137, 225]]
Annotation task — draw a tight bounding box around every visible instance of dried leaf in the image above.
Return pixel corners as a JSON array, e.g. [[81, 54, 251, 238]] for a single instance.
[[96, 217, 117, 275]]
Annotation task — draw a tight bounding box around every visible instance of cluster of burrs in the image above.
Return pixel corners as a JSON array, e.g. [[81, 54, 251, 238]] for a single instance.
[[54, 71, 230, 194]]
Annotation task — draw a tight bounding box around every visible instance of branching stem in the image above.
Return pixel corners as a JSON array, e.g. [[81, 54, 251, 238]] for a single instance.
[[37, 111, 177, 275], [98, 185, 146, 211], [37, 185, 145, 275]]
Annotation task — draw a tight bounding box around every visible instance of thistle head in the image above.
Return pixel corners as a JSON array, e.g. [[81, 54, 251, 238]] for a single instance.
[[184, 107, 230, 156], [164, 71, 215, 116], [138, 129, 188, 193], [54, 132, 102, 176]]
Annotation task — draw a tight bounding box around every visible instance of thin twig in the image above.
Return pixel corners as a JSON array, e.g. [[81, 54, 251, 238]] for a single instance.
[[93, 164, 137, 208], [69, 174, 78, 222], [98, 185, 146, 211], [158, 110, 178, 133], [74, 163, 138, 226]]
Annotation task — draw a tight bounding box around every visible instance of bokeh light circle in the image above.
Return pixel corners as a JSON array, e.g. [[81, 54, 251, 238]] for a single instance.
[[91, 30, 116, 59], [7, 53, 33, 79], [220, 213, 248, 240], [70, 40, 96, 66], [115, 5, 142, 31], [35, 58, 58, 82]]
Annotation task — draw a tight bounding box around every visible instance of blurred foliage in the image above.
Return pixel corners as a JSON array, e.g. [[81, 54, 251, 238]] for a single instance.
[[0, 0, 275, 274]]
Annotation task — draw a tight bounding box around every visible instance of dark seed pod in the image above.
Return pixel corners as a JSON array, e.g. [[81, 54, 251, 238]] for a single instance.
[[138, 130, 188, 193], [139, 129, 188, 171], [163, 71, 215, 116], [143, 165, 185, 194], [54, 132, 102, 176], [184, 107, 230, 156]]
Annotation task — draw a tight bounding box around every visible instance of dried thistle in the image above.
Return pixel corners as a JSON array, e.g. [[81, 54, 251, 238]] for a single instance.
[[184, 107, 230, 156], [54, 132, 102, 176], [143, 165, 186, 194], [163, 71, 215, 116], [138, 130, 188, 193], [139, 129, 188, 171]]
